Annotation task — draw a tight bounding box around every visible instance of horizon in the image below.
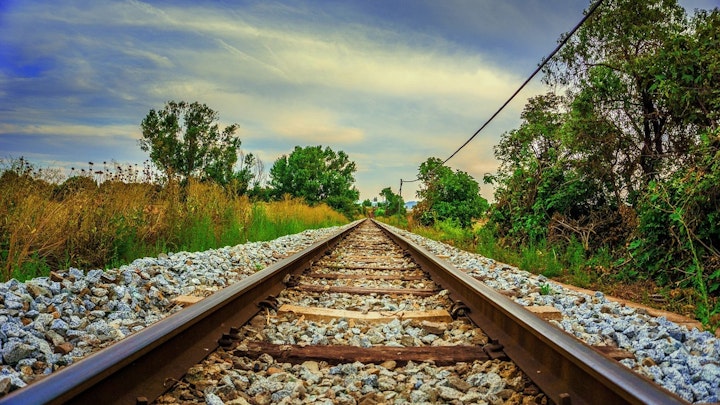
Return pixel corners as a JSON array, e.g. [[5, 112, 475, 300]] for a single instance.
[[2, 0, 715, 202]]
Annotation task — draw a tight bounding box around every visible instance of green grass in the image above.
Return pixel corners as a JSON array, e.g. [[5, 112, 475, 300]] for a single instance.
[[540, 283, 553, 295], [10, 252, 51, 281], [386, 215, 615, 289], [246, 204, 311, 241]]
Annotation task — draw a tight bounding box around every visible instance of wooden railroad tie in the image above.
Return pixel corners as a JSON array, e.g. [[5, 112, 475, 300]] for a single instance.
[[233, 341, 489, 366], [278, 304, 453, 323], [302, 272, 426, 281], [592, 345, 636, 361], [327, 254, 408, 262], [525, 305, 563, 321], [319, 263, 420, 271], [291, 284, 439, 296]]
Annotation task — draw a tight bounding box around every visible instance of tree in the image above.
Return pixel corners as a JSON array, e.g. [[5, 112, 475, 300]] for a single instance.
[[269, 145, 359, 217], [414, 158, 488, 228], [487, 93, 615, 247], [545, 0, 689, 196], [486, 2, 720, 301], [652, 9, 720, 132], [379, 187, 405, 216], [139, 101, 241, 184], [229, 151, 264, 196]]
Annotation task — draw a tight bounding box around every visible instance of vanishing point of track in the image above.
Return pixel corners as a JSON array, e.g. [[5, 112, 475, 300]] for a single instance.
[[0, 219, 687, 404]]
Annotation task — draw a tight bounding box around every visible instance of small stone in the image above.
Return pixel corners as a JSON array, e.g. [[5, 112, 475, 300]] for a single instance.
[[204, 392, 224, 405], [266, 367, 284, 375], [700, 363, 720, 382], [0, 377, 11, 395], [302, 360, 320, 373], [447, 375, 471, 391], [26, 282, 51, 298], [641, 357, 656, 367], [46, 330, 65, 346], [357, 392, 384, 405], [438, 385, 463, 400], [2, 341, 35, 365], [380, 360, 397, 371], [55, 342, 74, 355], [420, 321, 447, 335]]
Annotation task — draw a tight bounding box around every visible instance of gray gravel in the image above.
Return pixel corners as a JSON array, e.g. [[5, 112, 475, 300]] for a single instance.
[[0, 225, 351, 397], [156, 351, 538, 404], [387, 224, 720, 403], [1, 221, 718, 403]]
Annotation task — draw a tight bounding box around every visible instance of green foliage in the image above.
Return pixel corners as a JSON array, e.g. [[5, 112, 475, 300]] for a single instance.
[[650, 9, 720, 130], [485, 3, 720, 322], [630, 131, 720, 322], [53, 175, 97, 201], [473, 223, 503, 261], [434, 219, 472, 244], [414, 158, 488, 228], [378, 187, 405, 217], [245, 203, 344, 242], [246, 204, 298, 241], [0, 160, 348, 282], [519, 242, 563, 278], [547, 0, 691, 189], [269, 145, 360, 218], [228, 152, 263, 196], [540, 283, 552, 295], [488, 93, 602, 246], [11, 252, 51, 282], [139, 101, 241, 184]]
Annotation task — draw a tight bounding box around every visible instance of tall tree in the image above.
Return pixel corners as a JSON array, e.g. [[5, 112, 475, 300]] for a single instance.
[[269, 145, 359, 216], [139, 101, 241, 184], [379, 187, 405, 216], [652, 9, 720, 133], [415, 158, 488, 228], [545, 0, 688, 199], [229, 151, 264, 196]]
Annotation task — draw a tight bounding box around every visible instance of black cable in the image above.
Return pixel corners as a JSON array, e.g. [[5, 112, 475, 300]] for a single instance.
[[399, 0, 605, 196]]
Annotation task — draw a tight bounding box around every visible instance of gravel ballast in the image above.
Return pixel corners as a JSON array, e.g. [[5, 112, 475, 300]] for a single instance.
[[0, 222, 718, 403], [387, 224, 720, 403]]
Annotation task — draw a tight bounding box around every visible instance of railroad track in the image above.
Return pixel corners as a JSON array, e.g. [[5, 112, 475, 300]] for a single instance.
[[0, 219, 687, 404]]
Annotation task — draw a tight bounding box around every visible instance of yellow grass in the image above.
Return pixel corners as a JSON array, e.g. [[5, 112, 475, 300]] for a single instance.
[[0, 172, 348, 282]]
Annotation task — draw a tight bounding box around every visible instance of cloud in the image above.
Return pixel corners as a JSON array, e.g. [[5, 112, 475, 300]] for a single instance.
[[0, 0, 557, 201], [269, 109, 364, 144], [0, 123, 140, 139]]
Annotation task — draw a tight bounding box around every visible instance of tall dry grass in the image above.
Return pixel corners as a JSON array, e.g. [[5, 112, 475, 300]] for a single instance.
[[0, 168, 348, 282], [248, 196, 348, 241]]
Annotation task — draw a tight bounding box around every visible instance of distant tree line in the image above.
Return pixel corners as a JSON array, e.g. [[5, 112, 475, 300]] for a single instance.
[[139, 101, 360, 218]]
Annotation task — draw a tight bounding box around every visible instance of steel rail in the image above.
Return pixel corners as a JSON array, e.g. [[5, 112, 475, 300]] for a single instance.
[[373, 219, 687, 405], [0, 220, 363, 405]]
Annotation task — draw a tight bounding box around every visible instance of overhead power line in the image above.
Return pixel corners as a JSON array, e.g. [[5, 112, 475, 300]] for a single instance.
[[399, 0, 605, 197]]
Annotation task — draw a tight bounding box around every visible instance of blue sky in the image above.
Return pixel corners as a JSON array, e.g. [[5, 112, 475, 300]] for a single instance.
[[1, 0, 716, 201]]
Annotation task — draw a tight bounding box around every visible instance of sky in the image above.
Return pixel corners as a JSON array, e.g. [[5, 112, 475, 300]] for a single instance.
[[1, 0, 716, 202]]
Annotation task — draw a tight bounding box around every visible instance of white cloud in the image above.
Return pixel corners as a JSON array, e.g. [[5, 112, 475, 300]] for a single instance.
[[0, 123, 140, 139], [269, 109, 364, 144]]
